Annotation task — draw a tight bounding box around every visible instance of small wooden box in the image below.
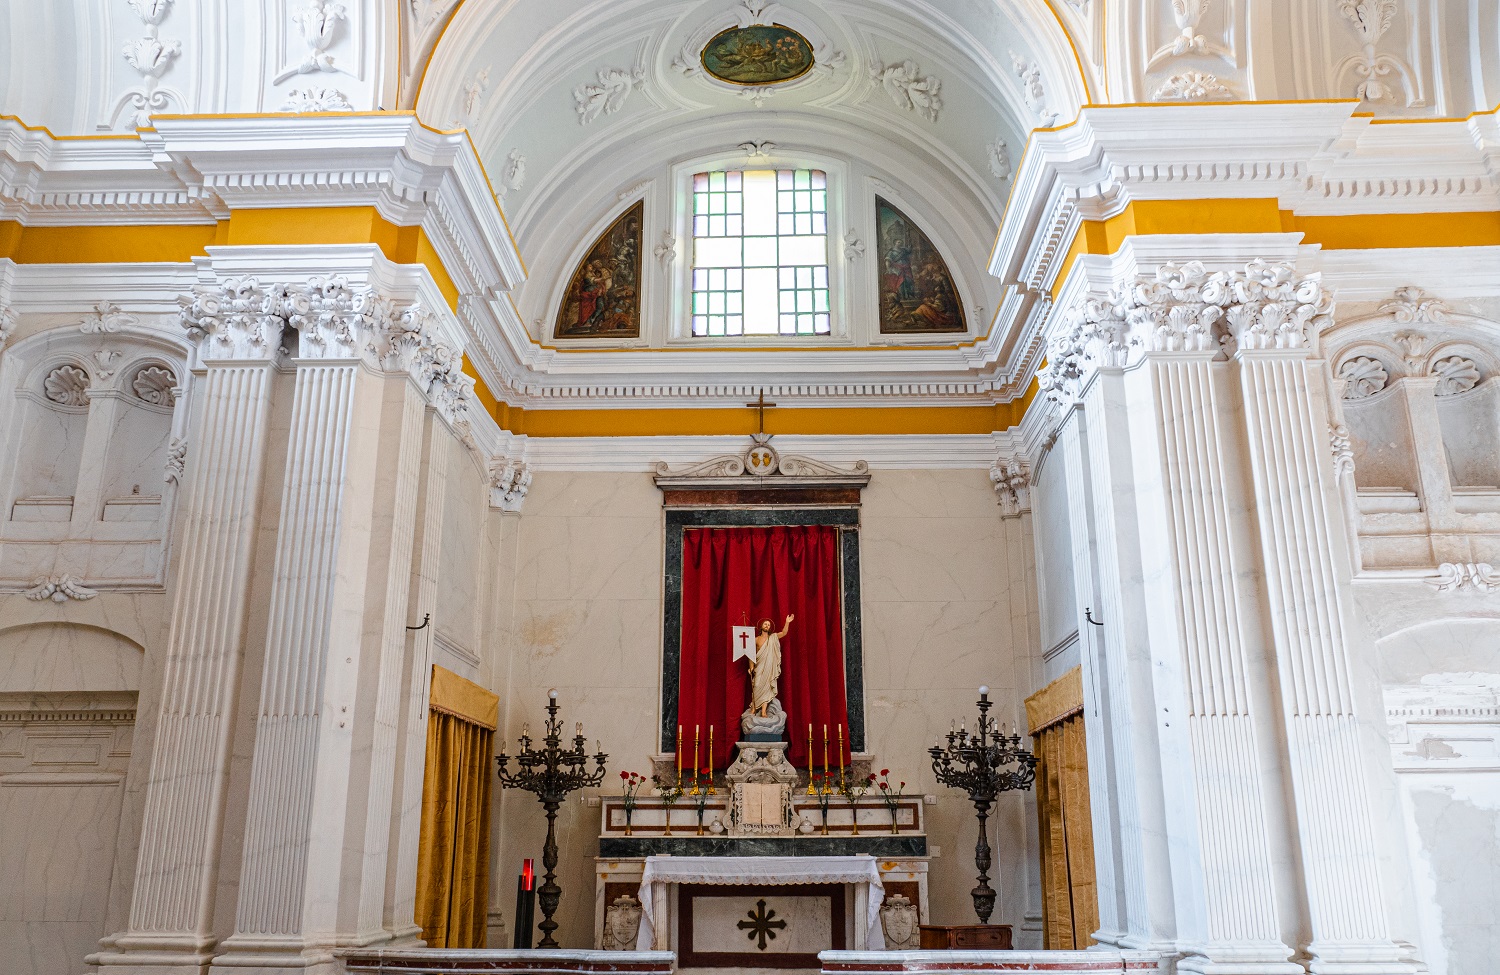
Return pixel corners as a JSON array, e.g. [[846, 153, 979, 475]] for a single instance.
[[917, 924, 1013, 950]]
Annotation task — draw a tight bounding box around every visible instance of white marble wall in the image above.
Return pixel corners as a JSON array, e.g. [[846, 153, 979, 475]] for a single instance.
[[492, 469, 1040, 949]]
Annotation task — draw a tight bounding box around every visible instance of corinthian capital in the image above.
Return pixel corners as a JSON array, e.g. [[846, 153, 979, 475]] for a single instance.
[[989, 455, 1030, 518], [0, 303, 16, 354], [1129, 261, 1227, 354], [178, 277, 287, 360], [290, 275, 381, 358], [1219, 259, 1332, 353], [1038, 291, 1130, 407]]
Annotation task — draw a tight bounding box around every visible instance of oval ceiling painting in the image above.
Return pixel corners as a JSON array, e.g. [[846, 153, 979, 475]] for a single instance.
[[701, 24, 815, 86]]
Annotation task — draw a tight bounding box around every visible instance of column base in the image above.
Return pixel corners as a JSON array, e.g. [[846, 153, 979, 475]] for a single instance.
[[1175, 939, 1305, 975], [209, 935, 337, 975], [89, 932, 219, 975], [1306, 939, 1424, 974]]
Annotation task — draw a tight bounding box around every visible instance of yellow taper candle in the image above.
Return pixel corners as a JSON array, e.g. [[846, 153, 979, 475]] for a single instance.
[[677, 724, 683, 788], [807, 724, 815, 794], [823, 723, 829, 785], [708, 726, 715, 792], [838, 724, 845, 779], [693, 725, 700, 794]]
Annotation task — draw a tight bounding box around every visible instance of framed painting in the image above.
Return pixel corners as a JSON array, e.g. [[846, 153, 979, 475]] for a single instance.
[[554, 200, 643, 340], [701, 24, 815, 86], [875, 196, 967, 334]]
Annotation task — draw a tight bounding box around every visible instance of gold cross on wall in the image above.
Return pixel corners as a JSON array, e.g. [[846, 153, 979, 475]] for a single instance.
[[746, 389, 777, 435]]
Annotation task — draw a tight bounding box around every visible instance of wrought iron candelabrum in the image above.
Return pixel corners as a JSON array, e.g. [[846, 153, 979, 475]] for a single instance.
[[496, 689, 608, 948], [929, 686, 1037, 924]]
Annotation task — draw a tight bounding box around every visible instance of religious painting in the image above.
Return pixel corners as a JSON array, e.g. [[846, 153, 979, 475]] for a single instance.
[[700, 24, 815, 86], [554, 200, 642, 339], [875, 196, 967, 334]]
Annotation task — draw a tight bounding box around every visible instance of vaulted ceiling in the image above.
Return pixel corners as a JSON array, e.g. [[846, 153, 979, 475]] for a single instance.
[[411, 0, 1087, 346]]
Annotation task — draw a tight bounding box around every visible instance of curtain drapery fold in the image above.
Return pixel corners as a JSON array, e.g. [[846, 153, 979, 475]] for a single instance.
[[678, 525, 848, 770], [415, 665, 497, 948], [1026, 667, 1098, 950]]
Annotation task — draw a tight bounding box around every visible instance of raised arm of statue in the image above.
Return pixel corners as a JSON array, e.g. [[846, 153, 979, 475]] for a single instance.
[[778, 614, 794, 639]]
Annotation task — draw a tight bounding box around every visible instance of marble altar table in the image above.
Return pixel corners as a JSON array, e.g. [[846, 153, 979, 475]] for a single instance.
[[337, 948, 677, 974], [819, 950, 1167, 975], [634, 855, 887, 960]]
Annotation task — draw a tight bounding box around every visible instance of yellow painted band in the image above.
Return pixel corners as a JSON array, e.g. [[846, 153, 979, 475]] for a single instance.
[[501, 402, 1027, 438]]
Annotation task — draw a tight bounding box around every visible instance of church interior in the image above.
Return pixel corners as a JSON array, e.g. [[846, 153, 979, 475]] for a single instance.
[[1, 2, 1498, 975]]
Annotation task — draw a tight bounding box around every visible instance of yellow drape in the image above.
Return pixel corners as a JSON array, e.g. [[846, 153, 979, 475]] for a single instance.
[[415, 665, 498, 948], [1026, 668, 1098, 950]]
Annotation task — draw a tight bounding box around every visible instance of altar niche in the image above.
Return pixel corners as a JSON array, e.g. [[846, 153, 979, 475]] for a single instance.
[[660, 507, 867, 764]]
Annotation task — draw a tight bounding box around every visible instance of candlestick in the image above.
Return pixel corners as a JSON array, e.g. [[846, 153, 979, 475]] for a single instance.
[[823, 724, 829, 791], [692, 725, 700, 795], [707, 726, 715, 793], [837, 724, 845, 785], [807, 724, 815, 794], [676, 724, 683, 789]]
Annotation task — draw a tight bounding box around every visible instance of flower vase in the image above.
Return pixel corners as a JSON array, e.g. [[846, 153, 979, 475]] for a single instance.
[[820, 805, 829, 836], [850, 800, 860, 836], [696, 806, 705, 836], [663, 805, 673, 836], [624, 805, 633, 836]]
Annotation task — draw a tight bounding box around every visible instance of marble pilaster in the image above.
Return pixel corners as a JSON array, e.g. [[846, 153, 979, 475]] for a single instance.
[[94, 282, 285, 973], [1231, 276, 1417, 973]]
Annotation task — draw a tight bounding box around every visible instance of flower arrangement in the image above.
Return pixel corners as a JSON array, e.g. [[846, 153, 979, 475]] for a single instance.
[[691, 767, 714, 835], [840, 770, 872, 835], [809, 771, 835, 834], [653, 774, 685, 836], [874, 769, 906, 834], [618, 770, 645, 834]]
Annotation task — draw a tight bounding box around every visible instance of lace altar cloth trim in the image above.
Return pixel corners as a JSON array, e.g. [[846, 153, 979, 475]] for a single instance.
[[636, 855, 884, 951]]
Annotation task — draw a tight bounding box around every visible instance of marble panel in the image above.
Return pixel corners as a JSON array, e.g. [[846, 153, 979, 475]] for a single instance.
[[858, 518, 1005, 603], [513, 514, 663, 603], [860, 470, 999, 520], [0, 623, 142, 693], [689, 892, 832, 955], [513, 598, 662, 691]]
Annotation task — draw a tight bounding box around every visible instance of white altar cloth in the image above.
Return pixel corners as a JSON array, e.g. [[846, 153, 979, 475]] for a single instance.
[[635, 854, 886, 953]]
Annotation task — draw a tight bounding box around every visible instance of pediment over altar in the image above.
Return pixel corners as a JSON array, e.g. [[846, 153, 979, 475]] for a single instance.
[[654, 436, 870, 503]]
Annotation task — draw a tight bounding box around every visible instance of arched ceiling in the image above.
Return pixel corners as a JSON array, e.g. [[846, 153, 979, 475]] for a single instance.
[[414, 0, 1089, 346]]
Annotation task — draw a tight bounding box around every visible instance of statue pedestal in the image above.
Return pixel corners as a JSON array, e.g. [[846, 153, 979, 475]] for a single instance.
[[725, 740, 798, 837]]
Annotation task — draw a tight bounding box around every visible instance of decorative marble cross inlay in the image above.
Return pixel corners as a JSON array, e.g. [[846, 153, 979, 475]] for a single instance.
[[737, 898, 786, 950]]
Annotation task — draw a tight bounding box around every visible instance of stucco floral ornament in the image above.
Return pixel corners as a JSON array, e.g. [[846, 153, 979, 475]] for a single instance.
[[1221, 259, 1333, 351], [26, 574, 99, 603]]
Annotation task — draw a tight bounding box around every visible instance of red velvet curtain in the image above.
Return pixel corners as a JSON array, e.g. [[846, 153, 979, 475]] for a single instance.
[[678, 525, 849, 771]]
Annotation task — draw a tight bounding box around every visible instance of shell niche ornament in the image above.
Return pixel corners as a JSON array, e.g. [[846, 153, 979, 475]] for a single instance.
[[745, 433, 778, 476]]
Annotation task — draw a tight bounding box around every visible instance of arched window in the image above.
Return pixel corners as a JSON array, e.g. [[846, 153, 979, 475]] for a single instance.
[[689, 168, 830, 336]]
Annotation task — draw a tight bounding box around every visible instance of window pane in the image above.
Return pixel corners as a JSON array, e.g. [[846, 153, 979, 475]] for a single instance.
[[695, 236, 742, 267], [689, 169, 830, 339], [779, 236, 826, 265], [743, 236, 777, 267]]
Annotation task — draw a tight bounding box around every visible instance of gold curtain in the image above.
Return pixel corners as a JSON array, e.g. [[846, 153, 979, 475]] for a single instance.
[[415, 665, 499, 948], [1025, 668, 1098, 950]]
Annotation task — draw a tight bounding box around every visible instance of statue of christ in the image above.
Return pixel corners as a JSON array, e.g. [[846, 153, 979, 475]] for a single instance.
[[748, 615, 794, 718]]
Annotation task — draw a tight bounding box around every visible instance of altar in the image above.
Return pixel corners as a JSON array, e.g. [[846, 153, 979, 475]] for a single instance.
[[631, 855, 885, 964]]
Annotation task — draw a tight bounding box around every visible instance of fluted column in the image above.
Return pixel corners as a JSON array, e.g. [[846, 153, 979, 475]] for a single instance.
[[94, 280, 288, 973], [1051, 406, 1130, 946], [213, 284, 468, 972], [1103, 264, 1296, 973], [386, 406, 451, 940], [1227, 265, 1415, 974]]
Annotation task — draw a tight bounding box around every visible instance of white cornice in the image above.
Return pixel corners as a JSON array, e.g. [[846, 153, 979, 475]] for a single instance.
[[6, 107, 1500, 415]]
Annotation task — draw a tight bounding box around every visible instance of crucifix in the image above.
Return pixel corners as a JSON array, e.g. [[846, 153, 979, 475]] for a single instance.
[[745, 389, 777, 435]]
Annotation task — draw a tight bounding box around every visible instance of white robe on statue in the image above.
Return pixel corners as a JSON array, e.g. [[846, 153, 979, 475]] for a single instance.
[[751, 632, 782, 714]]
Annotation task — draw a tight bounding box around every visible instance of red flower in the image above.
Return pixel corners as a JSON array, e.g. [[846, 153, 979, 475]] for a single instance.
[[881, 768, 890, 776], [879, 782, 888, 790], [899, 782, 906, 787], [868, 773, 877, 781], [620, 770, 629, 779]]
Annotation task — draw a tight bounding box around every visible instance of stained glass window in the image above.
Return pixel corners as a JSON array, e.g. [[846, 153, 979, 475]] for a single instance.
[[690, 169, 830, 337]]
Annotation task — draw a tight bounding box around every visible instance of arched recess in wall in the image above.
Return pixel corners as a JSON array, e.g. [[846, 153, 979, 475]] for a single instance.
[[0, 622, 144, 693], [1325, 295, 1500, 514]]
